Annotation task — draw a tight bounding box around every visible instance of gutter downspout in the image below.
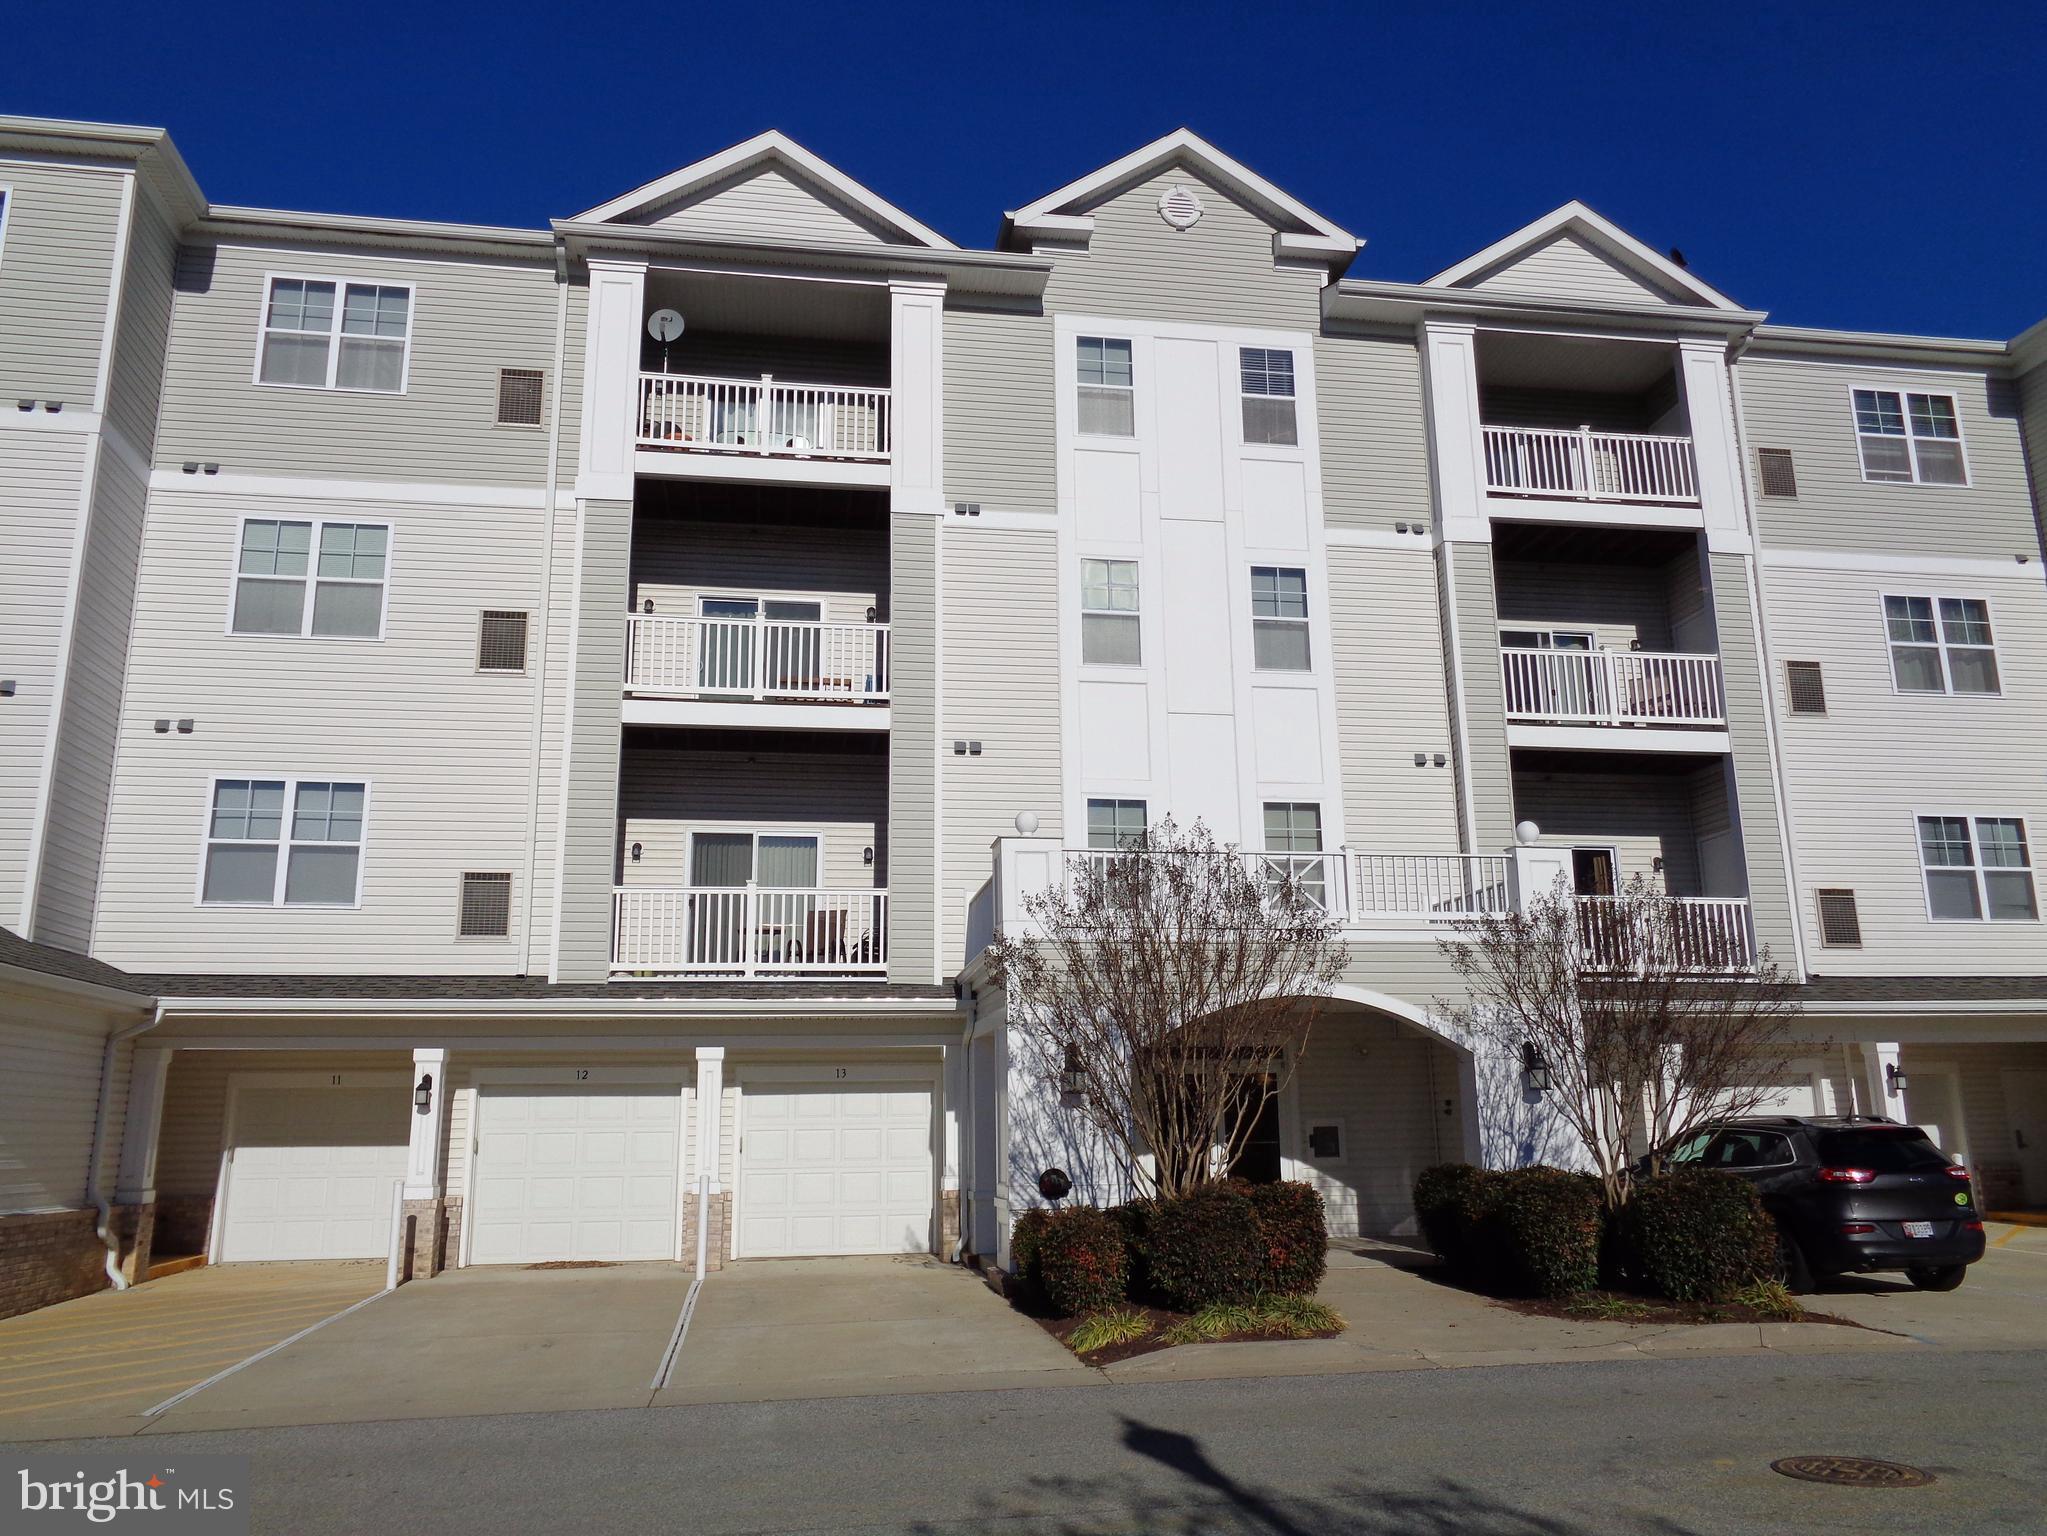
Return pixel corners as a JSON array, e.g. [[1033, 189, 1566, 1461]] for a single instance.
[[86, 1002, 164, 1290], [951, 985, 977, 1264], [519, 265, 571, 972]]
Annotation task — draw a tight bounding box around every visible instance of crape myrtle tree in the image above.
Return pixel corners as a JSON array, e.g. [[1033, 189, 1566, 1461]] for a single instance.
[[1435, 872, 1808, 1211], [987, 817, 1348, 1199]]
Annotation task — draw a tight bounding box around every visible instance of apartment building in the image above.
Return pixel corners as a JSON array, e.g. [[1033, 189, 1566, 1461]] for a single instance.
[[1, 115, 2042, 1316]]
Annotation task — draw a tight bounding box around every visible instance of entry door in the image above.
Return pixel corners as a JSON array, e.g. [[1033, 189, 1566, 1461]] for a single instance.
[[1225, 1074, 1283, 1184], [2006, 1070, 2047, 1205], [1572, 848, 1617, 896]]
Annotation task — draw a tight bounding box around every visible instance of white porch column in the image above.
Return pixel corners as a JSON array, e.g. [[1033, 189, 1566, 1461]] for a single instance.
[[404, 1047, 449, 1200], [1676, 337, 1752, 556], [1506, 823, 1572, 910], [941, 1041, 963, 1255], [577, 259, 648, 502], [1420, 319, 1489, 546], [888, 280, 946, 516], [694, 1047, 725, 1199], [113, 1045, 171, 1205], [994, 834, 1065, 940], [1861, 1041, 1904, 1119]]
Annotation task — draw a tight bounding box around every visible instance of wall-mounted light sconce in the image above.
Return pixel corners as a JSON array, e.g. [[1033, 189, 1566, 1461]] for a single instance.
[[641, 598, 654, 615], [630, 842, 643, 863], [1886, 1061, 1909, 1097], [413, 1072, 434, 1111], [866, 605, 878, 624], [862, 846, 875, 866], [1521, 1041, 1554, 1095], [1059, 1045, 1087, 1108], [1651, 856, 1665, 874]]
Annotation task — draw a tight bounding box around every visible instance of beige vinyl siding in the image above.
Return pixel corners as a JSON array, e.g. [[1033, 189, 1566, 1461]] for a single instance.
[[1759, 560, 2047, 974], [1315, 329, 1432, 531], [1467, 233, 1686, 306], [943, 305, 1055, 513], [1512, 767, 1702, 894], [630, 514, 888, 625], [91, 485, 551, 972], [2019, 366, 2047, 518], [0, 160, 125, 406], [618, 743, 887, 890], [1709, 552, 1798, 964], [632, 165, 906, 245], [1737, 355, 2036, 559], [1328, 545, 1461, 851], [1335, 942, 1466, 1012], [1444, 543, 1515, 850], [554, 278, 588, 488], [0, 427, 91, 929], [940, 524, 1062, 968], [1039, 167, 1326, 330], [0, 987, 140, 1212], [102, 188, 178, 455], [646, 331, 888, 387], [155, 1049, 410, 1199], [155, 241, 563, 485], [522, 495, 579, 974], [887, 512, 939, 983], [1478, 384, 1676, 435]]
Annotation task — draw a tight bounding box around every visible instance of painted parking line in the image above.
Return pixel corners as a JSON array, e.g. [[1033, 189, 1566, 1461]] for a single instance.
[[142, 1290, 392, 1420]]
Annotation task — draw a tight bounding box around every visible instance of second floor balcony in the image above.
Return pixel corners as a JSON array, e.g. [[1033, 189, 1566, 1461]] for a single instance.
[[637, 372, 892, 463], [1499, 646, 1724, 728], [624, 612, 890, 706], [613, 885, 889, 978], [1482, 425, 1699, 505]]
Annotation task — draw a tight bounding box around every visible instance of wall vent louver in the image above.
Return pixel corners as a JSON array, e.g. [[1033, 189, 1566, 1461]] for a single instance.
[[1816, 889, 1862, 948], [1785, 660, 1827, 715], [459, 872, 513, 937], [496, 368, 545, 426], [1757, 447, 1798, 498], [478, 610, 530, 673]]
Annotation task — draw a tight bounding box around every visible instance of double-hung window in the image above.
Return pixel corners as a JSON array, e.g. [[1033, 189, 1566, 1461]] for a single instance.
[[1882, 594, 1999, 694], [232, 517, 390, 638], [1086, 798, 1148, 851], [1251, 566, 1311, 671], [1080, 558, 1141, 664], [1261, 802, 1326, 908], [258, 275, 414, 392], [1076, 337, 1135, 437], [1917, 815, 2037, 922], [1239, 347, 1298, 445], [202, 777, 367, 906], [1852, 388, 1966, 485]]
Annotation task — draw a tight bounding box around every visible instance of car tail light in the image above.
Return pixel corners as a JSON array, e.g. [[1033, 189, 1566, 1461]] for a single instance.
[[1818, 1167, 1876, 1184], [1964, 1221, 1984, 1232], [1840, 1223, 1877, 1234], [1946, 1166, 1973, 1181]]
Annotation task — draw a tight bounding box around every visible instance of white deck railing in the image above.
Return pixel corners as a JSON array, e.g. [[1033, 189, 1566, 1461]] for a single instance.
[[1348, 853, 1514, 920], [624, 614, 889, 704], [1500, 648, 1723, 727], [1576, 896, 1754, 972], [637, 373, 891, 460], [1482, 426, 1699, 504], [1068, 848, 1342, 912], [612, 887, 888, 976]]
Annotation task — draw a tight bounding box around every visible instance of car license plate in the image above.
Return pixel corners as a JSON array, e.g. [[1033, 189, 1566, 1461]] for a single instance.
[[1904, 1220, 1936, 1238]]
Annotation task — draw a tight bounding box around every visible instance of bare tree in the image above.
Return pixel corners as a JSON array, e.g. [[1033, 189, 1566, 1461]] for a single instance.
[[1435, 873, 1809, 1210], [988, 817, 1348, 1199]]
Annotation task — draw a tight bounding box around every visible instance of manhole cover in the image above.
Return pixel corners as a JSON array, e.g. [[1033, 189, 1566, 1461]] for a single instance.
[[1771, 1456, 1935, 1488]]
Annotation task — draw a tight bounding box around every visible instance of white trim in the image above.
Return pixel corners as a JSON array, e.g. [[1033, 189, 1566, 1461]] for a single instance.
[[91, 170, 135, 415], [1912, 811, 2040, 925], [194, 774, 371, 910], [252, 271, 415, 395], [0, 182, 13, 271], [224, 512, 392, 642], [1877, 590, 2003, 698], [620, 697, 891, 733], [1758, 546, 2030, 581], [1505, 723, 1732, 755], [155, 1000, 960, 1023], [678, 825, 827, 888], [547, 495, 592, 983], [1324, 525, 1435, 552], [1845, 382, 1972, 488], [632, 449, 891, 491], [1427, 200, 1741, 311], [149, 469, 549, 508]]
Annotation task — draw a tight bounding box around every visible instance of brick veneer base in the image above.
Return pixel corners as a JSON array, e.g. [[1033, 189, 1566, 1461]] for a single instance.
[[402, 1195, 467, 1281], [0, 1204, 154, 1321], [938, 1189, 961, 1254], [680, 1191, 732, 1271], [152, 1195, 213, 1258]]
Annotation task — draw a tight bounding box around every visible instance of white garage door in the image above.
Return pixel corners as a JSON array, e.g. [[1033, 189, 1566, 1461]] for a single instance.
[[220, 1086, 408, 1262], [468, 1086, 682, 1265], [738, 1082, 933, 1258]]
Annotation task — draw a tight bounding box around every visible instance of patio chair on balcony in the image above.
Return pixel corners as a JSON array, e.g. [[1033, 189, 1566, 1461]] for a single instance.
[[795, 908, 847, 965]]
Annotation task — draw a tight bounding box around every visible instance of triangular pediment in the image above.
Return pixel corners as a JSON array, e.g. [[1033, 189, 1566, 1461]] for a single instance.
[[1430, 202, 1739, 310], [576, 131, 953, 249]]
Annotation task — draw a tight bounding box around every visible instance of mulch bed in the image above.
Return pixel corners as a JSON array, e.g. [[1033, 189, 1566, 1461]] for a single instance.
[[1021, 1301, 1343, 1365], [1495, 1289, 1862, 1328]]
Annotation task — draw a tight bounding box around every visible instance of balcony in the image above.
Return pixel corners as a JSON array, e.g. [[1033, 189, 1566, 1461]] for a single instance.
[[612, 886, 889, 978], [1500, 648, 1723, 729], [1482, 426, 1699, 505], [1576, 895, 1755, 971], [637, 373, 891, 463], [624, 613, 889, 706]]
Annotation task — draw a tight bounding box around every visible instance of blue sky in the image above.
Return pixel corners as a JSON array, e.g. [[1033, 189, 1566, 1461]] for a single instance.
[[6, 0, 2042, 337]]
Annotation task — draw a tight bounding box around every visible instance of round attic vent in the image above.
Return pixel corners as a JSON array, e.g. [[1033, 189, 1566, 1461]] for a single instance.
[[1158, 186, 1204, 230]]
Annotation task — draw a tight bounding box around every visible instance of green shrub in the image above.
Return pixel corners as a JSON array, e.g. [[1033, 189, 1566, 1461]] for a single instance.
[[1492, 1167, 1603, 1298], [1147, 1182, 1266, 1309], [1009, 1207, 1052, 1292], [1248, 1181, 1329, 1296], [1617, 1170, 1777, 1302], [1105, 1198, 1158, 1300], [1033, 1206, 1130, 1317], [1413, 1163, 1502, 1281]]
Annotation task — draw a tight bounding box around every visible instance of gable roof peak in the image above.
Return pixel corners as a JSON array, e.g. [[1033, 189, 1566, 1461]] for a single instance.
[[1428, 199, 1739, 310]]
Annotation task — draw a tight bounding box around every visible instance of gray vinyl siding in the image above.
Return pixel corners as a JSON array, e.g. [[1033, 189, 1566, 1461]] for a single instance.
[[942, 306, 1055, 513], [1038, 167, 1325, 331], [617, 744, 887, 891], [887, 512, 940, 983], [1335, 942, 1465, 1012], [155, 1049, 410, 1199], [631, 165, 907, 245], [2020, 367, 2047, 524], [642, 331, 888, 387], [1493, 552, 1707, 653], [1737, 355, 2038, 559], [0, 987, 139, 1212], [554, 278, 587, 489], [551, 497, 633, 982], [0, 160, 125, 407], [102, 188, 178, 455], [1757, 559, 2047, 975], [1478, 384, 1675, 435], [155, 241, 564, 485], [631, 515, 888, 624], [1328, 546, 1461, 851], [1466, 233, 1686, 306], [521, 495, 579, 974], [1707, 552, 1798, 966], [1444, 543, 1515, 850], [1315, 329, 1432, 531], [940, 524, 1062, 969], [91, 484, 552, 972], [1511, 767, 1704, 894]]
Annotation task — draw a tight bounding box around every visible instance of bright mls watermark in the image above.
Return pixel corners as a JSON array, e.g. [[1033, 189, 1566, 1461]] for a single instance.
[[5, 1457, 249, 1534]]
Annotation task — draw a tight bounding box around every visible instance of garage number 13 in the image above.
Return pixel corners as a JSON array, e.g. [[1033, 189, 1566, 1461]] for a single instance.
[[834, 1067, 849, 1079]]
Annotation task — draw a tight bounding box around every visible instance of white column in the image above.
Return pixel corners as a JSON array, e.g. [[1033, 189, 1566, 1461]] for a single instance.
[[403, 1047, 449, 1200], [577, 259, 648, 502], [113, 1045, 171, 1205], [888, 280, 946, 516], [1676, 337, 1752, 556], [994, 835, 1065, 940], [694, 1047, 726, 1199], [1507, 824, 1572, 910], [1420, 319, 1490, 546], [1861, 1041, 1904, 1119], [941, 1041, 962, 1201]]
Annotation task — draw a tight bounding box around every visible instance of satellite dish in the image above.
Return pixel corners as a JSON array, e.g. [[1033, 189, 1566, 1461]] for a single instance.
[[646, 309, 685, 342]]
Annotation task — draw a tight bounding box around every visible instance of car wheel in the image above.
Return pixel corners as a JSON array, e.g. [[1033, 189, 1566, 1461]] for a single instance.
[[1772, 1229, 1814, 1293], [1906, 1264, 1967, 1292]]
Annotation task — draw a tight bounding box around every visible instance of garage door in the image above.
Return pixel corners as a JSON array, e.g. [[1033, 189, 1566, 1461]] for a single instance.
[[738, 1082, 932, 1258], [220, 1086, 408, 1262], [468, 1086, 682, 1265]]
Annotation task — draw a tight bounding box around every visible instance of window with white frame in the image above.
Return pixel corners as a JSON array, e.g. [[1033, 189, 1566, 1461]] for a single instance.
[[1080, 558, 1141, 664], [1260, 801, 1326, 907], [1852, 388, 1966, 485], [1086, 798, 1148, 850], [1917, 815, 2037, 922], [1882, 594, 1999, 694], [1239, 347, 1298, 445], [202, 778, 367, 906], [1076, 337, 1135, 437], [258, 276, 413, 392], [231, 517, 390, 638], [1251, 566, 1311, 671]]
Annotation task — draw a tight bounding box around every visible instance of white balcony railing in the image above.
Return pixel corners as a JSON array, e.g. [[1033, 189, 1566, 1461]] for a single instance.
[[637, 373, 891, 461], [612, 887, 888, 977], [1069, 848, 1342, 914], [1482, 426, 1699, 504], [624, 614, 889, 704], [1576, 895, 1755, 972], [1349, 853, 1514, 920], [1500, 648, 1723, 727]]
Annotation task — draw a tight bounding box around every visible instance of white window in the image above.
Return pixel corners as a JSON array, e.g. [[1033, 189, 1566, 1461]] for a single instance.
[[257, 275, 414, 393], [1917, 815, 2037, 922], [1086, 798, 1147, 850], [1076, 337, 1134, 437], [1882, 594, 1999, 694], [1260, 801, 1326, 907], [201, 778, 367, 906], [1251, 566, 1311, 671], [1080, 558, 1141, 665], [231, 517, 390, 639], [1239, 347, 1298, 445], [1852, 388, 1966, 485]]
